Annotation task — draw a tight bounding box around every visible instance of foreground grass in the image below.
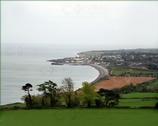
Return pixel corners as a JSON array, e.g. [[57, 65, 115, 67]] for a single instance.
[[0, 109, 158, 126]]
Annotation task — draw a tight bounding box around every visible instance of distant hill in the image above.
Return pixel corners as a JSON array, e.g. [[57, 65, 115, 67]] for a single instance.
[[78, 48, 158, 57]]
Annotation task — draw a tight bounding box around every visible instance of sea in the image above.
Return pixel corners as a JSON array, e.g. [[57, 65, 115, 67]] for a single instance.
[[1, 43, 99, 105]]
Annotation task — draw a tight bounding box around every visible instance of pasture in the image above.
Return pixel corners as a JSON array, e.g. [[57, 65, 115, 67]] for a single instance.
[[118, 92, 158, 108], [111, 67, 158, 77], [0, 109, 158, 126]]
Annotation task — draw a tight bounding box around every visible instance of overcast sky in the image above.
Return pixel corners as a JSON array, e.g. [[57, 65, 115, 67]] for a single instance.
[[1, 1, 158, 50]]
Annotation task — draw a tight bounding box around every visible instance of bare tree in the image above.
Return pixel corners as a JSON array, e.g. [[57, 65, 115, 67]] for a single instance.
[[61, 78, 74, 108]]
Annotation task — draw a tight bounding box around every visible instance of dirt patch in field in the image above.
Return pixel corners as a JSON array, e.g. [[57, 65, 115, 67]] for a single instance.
[[95, 77, 155, 90]]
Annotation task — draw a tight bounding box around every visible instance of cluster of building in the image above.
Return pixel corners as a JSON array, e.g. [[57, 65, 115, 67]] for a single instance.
[[48, 49, 158, 70]]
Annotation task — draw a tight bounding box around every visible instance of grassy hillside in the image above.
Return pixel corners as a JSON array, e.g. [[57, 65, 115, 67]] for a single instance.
[[111, 67, 158, 77], [1, 109, 158, 126]]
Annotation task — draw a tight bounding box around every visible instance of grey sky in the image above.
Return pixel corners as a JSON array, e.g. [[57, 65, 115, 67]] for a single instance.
[[1, 1, 158, 50]]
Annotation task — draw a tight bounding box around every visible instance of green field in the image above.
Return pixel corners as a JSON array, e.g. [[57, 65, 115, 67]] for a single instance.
[[111, 67, 158, 77], [118, 93, 158, 108], [121, 92, 158, 99], [0, 109, 158, 126], [118, 99, 157, 108], [145, 80, 158, 90]]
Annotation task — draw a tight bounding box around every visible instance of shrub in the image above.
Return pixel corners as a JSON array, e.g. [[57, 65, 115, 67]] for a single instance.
[[155, 102, 158, 109]]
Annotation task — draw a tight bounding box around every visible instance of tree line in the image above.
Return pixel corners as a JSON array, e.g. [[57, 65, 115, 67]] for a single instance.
[[22, 78, 120, 109]]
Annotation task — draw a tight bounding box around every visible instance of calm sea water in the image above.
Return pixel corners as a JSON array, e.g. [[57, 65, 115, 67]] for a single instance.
[[1, 44, 99, 105]]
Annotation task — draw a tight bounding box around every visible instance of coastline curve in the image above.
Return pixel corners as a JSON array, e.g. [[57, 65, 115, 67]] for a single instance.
[[89, 64, 109, 84]]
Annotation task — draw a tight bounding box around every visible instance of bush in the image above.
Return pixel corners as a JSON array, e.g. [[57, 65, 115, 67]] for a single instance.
[[97, 88, 120, 108], [155, 102, 158, 109], [95, 98, 104, 108]]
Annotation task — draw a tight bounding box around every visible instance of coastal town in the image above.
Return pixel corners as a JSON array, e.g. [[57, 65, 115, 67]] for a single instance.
[[49, 49, 158, 70], [49, 49, 158, 68], [48, 49, 158, 81]]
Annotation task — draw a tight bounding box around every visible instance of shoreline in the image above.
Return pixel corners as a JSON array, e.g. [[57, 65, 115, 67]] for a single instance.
[[50, 63, 110, 84], [57, 63, 110, 84], [88, 64, 109, 84]]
